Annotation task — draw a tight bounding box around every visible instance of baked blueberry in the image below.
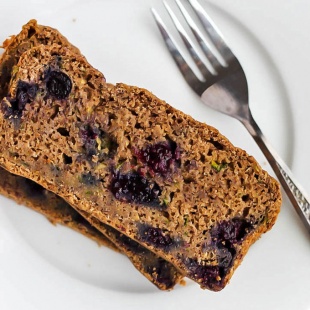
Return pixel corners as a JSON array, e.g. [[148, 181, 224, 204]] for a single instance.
[[80, 124, 100, 158], [46, 71, 72, 99], [185, 258, 222, 289], [1, 80, 38, 119], [80, 123, 118, 160], [134, 140, 180, 177], [146, 257, 175, 289], [139, 225, 173, 249], [110, 170, 162, 208], [211, 218, 254, 246]]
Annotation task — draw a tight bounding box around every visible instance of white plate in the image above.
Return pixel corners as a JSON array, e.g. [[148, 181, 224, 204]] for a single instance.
[[0, 0, 309, 309]]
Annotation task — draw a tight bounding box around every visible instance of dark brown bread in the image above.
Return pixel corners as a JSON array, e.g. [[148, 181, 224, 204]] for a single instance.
[[0, 166, 183, 290], [0, 166, 118, 250], [0, 39, 281, 291], [0, 20, 183, 290]]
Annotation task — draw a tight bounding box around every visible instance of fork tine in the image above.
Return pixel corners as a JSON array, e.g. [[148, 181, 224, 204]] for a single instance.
[[189, 0, 235, 65], [175, 0, 223, 69], [151, 8, 205, 93], [163, 0, 214, 78]]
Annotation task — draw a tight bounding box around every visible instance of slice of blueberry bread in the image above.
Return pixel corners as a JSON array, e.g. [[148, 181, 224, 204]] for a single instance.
[[0, 40, 281, 291], [0, 20, 184, 290], [0, 167, 183, 290], [0, 166, 118, 251]]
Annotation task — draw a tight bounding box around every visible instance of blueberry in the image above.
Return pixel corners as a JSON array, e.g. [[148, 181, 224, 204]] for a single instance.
[[46, 71, 72, 100], [146, 257, 175, 289], [80, 125, 99, 141], [80, 124, 100, 158], [80, 123, 118, 160], [110, 171, 162, 208], [211, 218, 253, 246], [183, 219, 254, 289], [1, 80, 38, 119], [139, 225, 173, 249], [185, 258, 222, 289], [134, 140, 180, 177], [216, 247, 235, 268]]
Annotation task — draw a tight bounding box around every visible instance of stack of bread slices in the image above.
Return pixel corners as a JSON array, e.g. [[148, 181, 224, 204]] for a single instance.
[[0, 20, 281, 291]]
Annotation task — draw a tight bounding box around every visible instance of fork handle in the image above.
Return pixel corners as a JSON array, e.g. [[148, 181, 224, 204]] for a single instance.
[[242, 113, 310, 233]]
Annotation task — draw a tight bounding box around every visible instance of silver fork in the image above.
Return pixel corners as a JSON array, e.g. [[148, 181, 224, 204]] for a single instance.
[[151, 0, 310, 233]]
